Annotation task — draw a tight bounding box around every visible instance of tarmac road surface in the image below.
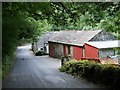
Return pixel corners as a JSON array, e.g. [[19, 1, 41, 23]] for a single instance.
[[3, 44, 104, 88]]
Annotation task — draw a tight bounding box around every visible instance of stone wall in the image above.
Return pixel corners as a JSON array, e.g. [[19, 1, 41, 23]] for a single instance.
[[54, 43, 64, 58], [49, 42, 64, 58], [90, 31, 116, 41], [98, 48, 115, 58]]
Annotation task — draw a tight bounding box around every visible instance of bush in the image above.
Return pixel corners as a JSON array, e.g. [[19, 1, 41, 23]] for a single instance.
[[35, 50, 45, 56], [99, 64, 120, 87], [59, 60, 120, 88], [59, 60, 77, 73]]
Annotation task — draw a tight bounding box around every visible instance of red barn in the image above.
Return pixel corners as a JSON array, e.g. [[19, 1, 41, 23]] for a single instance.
[[48, 30, 116, 60], [84, 40, 120, 64]]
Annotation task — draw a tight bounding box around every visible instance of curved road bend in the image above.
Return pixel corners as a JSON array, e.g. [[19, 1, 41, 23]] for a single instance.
[[3, 44, 104, 88]]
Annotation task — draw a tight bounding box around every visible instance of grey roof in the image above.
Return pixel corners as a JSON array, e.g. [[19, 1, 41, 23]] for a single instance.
[[49, 30, 102, 46], [37, 31, 56, 48], [85, 40, 120, 49]]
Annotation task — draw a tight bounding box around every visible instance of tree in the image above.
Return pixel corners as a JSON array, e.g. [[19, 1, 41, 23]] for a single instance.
[[2, 2, 120, 78]]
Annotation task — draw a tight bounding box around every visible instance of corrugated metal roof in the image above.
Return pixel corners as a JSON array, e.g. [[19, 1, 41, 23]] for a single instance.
[[49, 30, 102, 46], [85, 40, 120, 49]]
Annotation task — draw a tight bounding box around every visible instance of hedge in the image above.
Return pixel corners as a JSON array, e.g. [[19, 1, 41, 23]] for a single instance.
[[59, 60, 120, 88]]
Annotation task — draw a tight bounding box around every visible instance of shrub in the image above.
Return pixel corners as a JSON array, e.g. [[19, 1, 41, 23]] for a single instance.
[[99, 64, 120, 87], [35, 51, 45, 56], [59, 60, 120, 88], [59, 60, 77, 73]]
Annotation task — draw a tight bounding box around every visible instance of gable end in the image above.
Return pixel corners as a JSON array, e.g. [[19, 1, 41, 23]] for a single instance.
[[89, 31, 116, 41]]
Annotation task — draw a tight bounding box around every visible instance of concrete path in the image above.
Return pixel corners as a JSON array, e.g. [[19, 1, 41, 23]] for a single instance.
[[3, 44, 103, 88]]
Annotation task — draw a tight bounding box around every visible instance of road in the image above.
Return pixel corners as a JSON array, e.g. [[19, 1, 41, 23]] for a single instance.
[[3, 44, 103, 88]]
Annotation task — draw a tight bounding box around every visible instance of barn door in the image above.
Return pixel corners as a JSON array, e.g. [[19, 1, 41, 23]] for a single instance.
[[49, 43, 55, 57], [51, 46, 55, 57]]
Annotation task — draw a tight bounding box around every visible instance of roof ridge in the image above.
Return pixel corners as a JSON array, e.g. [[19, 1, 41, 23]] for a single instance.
[[49, 30, 103, 46]]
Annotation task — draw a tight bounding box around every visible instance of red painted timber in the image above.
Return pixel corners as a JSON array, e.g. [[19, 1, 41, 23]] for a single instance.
[[73, 46, 83, 60], [49, 43, 55, 57], [63, 45, 66, 57], [84, 43, 98, 58]]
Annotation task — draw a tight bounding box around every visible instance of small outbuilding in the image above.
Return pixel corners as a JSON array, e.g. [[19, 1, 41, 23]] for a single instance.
[[33, 31, 56, 54], [48, 30, 116, 60], [84, 40, 120, 59]]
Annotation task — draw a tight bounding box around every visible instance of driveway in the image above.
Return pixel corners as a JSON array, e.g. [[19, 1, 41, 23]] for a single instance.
[[3, 44, 103, 88]]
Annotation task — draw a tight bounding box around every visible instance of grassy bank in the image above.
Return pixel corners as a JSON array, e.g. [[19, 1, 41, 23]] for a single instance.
[[2, 53, 16, 79], [59, 60, 120, 88]]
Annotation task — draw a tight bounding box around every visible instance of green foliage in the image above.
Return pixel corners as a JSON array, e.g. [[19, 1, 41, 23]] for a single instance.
[[2, 3, 52, 78], [60, 60, 120, 88], [2, 54, 16, 79], [2, 2, 119, 79], [18, 39, 32, 46], [19, 17, 38, 39], [0, 70, 1, 80], [59, 60, 77, 72], [36, 19, 52, 35], [49, 2, 119, 33], [35, 50, 46, 56]]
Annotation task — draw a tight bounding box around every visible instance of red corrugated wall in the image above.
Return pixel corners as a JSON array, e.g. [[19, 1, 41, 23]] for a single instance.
[[73, 46, 83, 60], [84, 43, 98, 58], [49, 43, 55, 57]]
